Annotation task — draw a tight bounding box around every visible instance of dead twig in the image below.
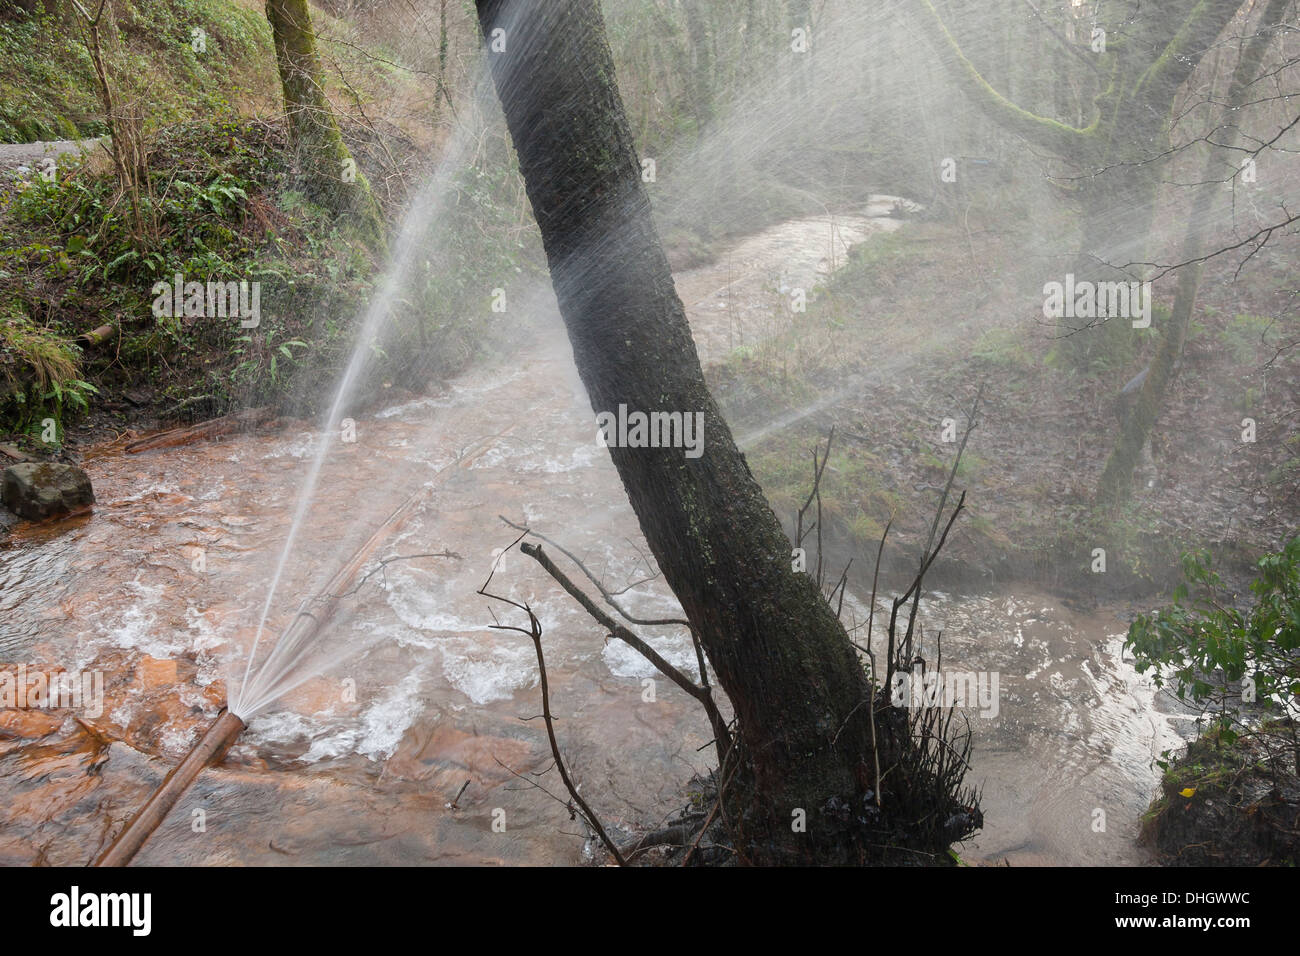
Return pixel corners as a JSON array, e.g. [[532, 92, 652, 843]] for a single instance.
[[517, 540, 732, 761], [478, 547, 625, 865], [479, 604, 626, 863]]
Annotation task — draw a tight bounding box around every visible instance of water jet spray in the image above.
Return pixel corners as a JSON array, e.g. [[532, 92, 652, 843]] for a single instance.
[[93, 435, 507, 866]]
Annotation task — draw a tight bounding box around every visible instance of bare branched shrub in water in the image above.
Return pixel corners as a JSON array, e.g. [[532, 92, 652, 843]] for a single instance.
[[487, 420, 983, 865]]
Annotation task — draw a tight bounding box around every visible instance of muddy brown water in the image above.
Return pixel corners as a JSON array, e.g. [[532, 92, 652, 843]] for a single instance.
[[0, 201, 1192, 865]]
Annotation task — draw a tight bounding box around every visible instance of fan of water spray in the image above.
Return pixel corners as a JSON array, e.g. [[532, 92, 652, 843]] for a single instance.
[[227, 83, 500, 722], [223, 0, 975, 721]]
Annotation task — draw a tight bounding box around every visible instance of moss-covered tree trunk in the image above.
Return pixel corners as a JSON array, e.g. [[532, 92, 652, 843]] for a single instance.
[[474, 0, 884, 863], [265, 0, 385, 248], [912, 0, 1245, 370]]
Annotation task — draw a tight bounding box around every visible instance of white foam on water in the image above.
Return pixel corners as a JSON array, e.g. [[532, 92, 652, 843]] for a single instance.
[[108, 701, 136, 729], [243, 666, 430, 764], [468, 441, 520, 470], [93, 581, 233, 663], [518, 443, 600, 474], [602, 630, 699, 680], [177, 681, 220, 718], [263, 432, 322, 460], [609, 581, 687, 621], [181, 605, 227, 651], [94, 579, 167, 655], [159, 722, 199, 758], [437, 634, 537, 704], [198, 484, 225, 501], [114, 482, 184, 506], [352, 669, 428, 760], [375, 396, 443, 419], [241, 708, 322, 751], [384, 582, 488, 639]]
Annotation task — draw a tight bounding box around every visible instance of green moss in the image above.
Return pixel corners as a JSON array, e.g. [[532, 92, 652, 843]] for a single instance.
[[0, 0, 276, 143]]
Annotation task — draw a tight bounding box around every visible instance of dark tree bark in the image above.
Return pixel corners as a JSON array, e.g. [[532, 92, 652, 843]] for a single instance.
[[473, 0, 879, 861]]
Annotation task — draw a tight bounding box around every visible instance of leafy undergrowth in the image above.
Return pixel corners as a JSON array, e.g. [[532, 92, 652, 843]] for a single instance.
[[1, 119, 352, 442], [0, 0, 537, 448], [0, 115, 531, 448], [0, 298, 93, 440], [1130, 540, 1300, 866]]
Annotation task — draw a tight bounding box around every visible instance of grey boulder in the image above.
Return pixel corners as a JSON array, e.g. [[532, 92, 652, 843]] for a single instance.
[[1, 462, 95, 520]]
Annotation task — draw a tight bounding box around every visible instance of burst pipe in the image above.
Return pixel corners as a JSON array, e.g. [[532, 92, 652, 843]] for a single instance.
[[94, 487, 428, 866], [93, 708, 246, 866], [93, 434, 508, 866]]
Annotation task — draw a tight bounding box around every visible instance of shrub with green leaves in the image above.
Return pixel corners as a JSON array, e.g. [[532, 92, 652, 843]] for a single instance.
[[0, 302, 96, 440], [1126, 538, 1300, 759]]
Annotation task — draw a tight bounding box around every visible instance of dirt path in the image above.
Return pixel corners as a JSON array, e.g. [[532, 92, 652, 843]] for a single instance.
[[0, 139, 102, 177]]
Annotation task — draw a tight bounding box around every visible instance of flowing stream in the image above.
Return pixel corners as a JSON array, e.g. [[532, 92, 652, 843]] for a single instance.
[[0, 202, 1193, 866]]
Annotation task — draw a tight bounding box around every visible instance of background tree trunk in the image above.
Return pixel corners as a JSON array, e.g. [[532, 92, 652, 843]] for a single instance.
[[265, 0, 385, 249], [682, 0, 712, 136], [474, 0, 880, 861], [1096, 0, 1292, 503], [911, 0, 1246, 371]]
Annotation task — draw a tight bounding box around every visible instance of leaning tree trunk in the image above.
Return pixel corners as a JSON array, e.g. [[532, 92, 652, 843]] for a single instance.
[[474, 0, 878, 862], [266, 0, 385, 248]]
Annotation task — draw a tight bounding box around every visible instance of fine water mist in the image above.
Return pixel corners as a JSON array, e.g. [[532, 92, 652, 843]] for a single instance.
[[229, 73, 511, 721]]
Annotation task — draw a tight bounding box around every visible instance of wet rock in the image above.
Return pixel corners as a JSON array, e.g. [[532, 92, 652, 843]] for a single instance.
[[1, 462, 94, 520], [134, 656, 178, 689], [0, 709, 64, 739]]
